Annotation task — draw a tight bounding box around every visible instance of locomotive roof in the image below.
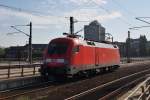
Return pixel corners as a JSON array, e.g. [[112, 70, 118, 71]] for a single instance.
[[51, 37, 118, 49]]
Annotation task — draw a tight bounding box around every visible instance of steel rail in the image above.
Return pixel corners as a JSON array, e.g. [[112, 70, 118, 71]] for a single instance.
[[65, 68, 150, 100], [125, 77, 150, 100], [125, 78, 150, 100], [100, 75, 147, 100], [0, 75, 41, 92], [1, 62, 150, 100], [0, 79, 54, 100]]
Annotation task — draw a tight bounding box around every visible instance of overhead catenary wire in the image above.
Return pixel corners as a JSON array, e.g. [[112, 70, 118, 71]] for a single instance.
[[110, 0, 150, 31], [110, 0, 140, 29], [111, 0, 137, 17], [0, 4, 67, 19], [89, 1, 133, 27], [10, 26, 29, 37], [7, 32, 21, 35], [137, 17, 150, 19], [0, 2, 137, 31], [129, 25, 150, 30], [136, 17, 150, 25], [0, 3, 94, 30], [0, 3, 132, 26], [0, 3, 75, 31]]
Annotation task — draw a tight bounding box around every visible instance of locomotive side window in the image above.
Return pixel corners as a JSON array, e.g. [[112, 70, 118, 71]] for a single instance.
[[113, 45, 117, 48], [48, 43, 68, 55], [73, 45, 80, 53], [87, 41, 95, 46]]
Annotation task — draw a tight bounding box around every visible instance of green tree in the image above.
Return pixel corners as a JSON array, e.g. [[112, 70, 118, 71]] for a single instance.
[[0, 48, 5, 57]]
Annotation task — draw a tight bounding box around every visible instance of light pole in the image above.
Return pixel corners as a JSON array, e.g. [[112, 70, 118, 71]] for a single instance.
[[63, 16, 81, 38], [126, 31, 131, 63], [70, 16, 74, 35], [127, 27, 141, 63], [10, 22, 32, 64], [28, 22, 32, 64]]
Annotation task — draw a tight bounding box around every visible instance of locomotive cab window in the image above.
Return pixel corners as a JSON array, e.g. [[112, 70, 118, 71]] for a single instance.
[[73, 45, 80, 53], [48, 42, 68, 55]]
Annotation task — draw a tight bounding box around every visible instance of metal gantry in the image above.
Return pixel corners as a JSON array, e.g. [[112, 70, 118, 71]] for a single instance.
[[9, 22, 32, 64], [126, 17, 150, 63]]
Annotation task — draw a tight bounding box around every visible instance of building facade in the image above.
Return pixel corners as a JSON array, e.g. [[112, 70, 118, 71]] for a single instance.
[[84, 20, 105, 42], [115, 35, 149, 57], [5, 44, 47, 60]]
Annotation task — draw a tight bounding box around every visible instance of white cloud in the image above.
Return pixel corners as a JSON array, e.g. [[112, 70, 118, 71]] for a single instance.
[[64, 8, 122, 22], [0, 6, 122, 29], [69, 0, 107, 5], [0, 8, 65, 26], [96, 11, 122, 21]]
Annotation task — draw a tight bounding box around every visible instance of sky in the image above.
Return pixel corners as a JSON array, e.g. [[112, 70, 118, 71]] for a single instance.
[[0, 0, 150, 47]]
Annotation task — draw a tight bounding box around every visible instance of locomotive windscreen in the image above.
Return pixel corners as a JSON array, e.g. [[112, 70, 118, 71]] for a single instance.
[[48, 42, 68, 55]]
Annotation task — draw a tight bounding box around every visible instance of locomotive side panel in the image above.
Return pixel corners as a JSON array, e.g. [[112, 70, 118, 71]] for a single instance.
[[98, 48, 120, 67], [71, 45, 95, 68], [82, 46, 95, 65], [70, 44, 120, 72], [70, 45, 82, 67]]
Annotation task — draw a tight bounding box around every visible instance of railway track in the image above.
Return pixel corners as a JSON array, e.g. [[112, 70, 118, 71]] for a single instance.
[[0, 62, 150, 100], [65, 68, 150, 100], [0, 79, 56, 100], [0, 76, 91, 100], [0, 85, 55, 100]]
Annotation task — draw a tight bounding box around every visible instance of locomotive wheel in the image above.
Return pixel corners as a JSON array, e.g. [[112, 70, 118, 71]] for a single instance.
[[77, 71, 89, 78], [87, 69, 96, 77], [43, 73, 50, 81], [101, 67, 106, 72], [108, 66, 114, 71]]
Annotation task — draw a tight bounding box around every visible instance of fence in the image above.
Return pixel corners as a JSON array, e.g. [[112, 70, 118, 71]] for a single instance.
[[120, 57, 150, 64], [0, 64, 41, 79], [0, 57, 150, 79], [125, 76, 150, 100], [0, 57, 43, 65]]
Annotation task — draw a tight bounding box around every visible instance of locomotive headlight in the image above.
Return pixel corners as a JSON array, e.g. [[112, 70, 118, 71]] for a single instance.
[[45, 58, 66, 63], [43, 59, 47, 64], [57, 59, 65, 63], [45, 59, 52, 63]]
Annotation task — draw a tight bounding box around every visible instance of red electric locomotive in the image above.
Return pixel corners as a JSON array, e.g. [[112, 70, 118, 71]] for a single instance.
[[39, 35, 120, 78]]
